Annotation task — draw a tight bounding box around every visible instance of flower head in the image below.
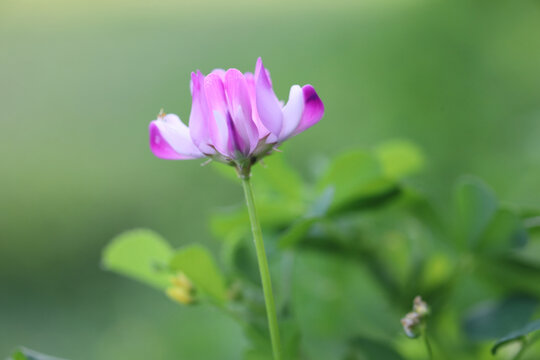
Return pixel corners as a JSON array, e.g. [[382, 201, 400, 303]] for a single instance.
[[149, 58, 324, 175]]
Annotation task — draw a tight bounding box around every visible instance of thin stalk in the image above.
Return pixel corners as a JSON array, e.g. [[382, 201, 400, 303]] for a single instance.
[[422, 324, 433, 360], [241, 176, 282, 360], [424, 333, 433, 360]]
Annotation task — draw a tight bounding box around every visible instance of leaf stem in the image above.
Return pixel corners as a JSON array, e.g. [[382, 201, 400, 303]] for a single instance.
[[241, 176, 282, 360]]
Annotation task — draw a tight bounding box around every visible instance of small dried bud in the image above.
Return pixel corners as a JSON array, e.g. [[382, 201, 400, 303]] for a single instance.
[[401, 311, 422, 338], [401, 295, 430, 338], [413, 296, 430, 317]]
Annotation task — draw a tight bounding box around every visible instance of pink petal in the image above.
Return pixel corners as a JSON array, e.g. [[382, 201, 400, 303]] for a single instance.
[[278, 85, 305, 141], [244, 72, 270, 139], [225, 69, 260, 154], [255, 57, 283, 137], [149, 114, 203, 160], [204, 73, 233, 157], [210, 68, 226, 81], [292, 85, 324, 136], [189, 71, 215, 154]]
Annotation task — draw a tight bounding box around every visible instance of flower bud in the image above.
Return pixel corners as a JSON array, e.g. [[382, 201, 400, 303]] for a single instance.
[[171, 272, 193, 291], [166, 272, 196, 305], [166, 286, 194, 305]]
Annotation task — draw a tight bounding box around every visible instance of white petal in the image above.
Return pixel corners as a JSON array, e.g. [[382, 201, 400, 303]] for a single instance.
[[154, 114, 203, 158], [279, 85, 305, 140]]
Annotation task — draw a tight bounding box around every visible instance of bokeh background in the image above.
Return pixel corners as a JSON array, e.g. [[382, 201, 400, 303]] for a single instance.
[[1, 0, 540, 358]]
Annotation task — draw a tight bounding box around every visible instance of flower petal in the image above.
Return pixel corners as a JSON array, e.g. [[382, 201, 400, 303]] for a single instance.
[[189, 71, 215, 154], [225, 68, 260, 154], [279, 85, 305, 141], [255, 57, 283, 136], [292, 85, 324, 136], [210, 68, 226, 81], [244, 72, 270, 139], [204, 73, 233, 157], [149, 114, 203, 160]]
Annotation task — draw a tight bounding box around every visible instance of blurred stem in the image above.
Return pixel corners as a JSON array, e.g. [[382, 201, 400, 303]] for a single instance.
[[422, 324, 433, 360], [241, 176, 282, 360]]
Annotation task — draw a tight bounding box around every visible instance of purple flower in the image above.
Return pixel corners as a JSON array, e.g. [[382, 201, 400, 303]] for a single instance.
[[149, 58, 324, 167]]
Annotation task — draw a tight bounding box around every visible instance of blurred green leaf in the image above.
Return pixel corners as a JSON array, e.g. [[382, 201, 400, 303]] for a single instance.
[[478, 259, 540, 298], [211, 207, 250, 243], [328, 181, 402, 216], [251, 152, 305, 203], [317, 150, 382, 210], [243, 318, 301, 360], [347, 337, 405, 360], [375, 140, 424, 179], [243, 349, 273, 360], [8, 348, 67, 360], [293, 251, 400, 360], [278, 218, 319, 249], [420, 252, 454, 290], [454, 177, 498, 250], [102, 229, 173, 289], [477, 208, 527, 253], [492, 319, 540, 355], [510, 241, 540, 269], [463, 296, 538, 341], [169, 245, 227, 303], [230, 240, 261, 285], [279, 187, 334, 249]]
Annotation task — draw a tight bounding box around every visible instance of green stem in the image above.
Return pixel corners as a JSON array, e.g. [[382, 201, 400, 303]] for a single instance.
[[422, 325, 433, 360], [241, 176, 282, 360]]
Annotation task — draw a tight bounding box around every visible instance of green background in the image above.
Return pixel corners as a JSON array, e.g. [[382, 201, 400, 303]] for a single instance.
[[1, 0, 540, 358]]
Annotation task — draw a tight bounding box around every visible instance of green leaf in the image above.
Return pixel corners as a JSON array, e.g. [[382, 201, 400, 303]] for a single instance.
[[510, 241, 540, 268], [492, 319, 540, 354], [477, 208, 527, 253], [210, 207, 250, 243], [278, 218, 320, 249], [477, 259, 540, 297], [463, 296, 538, 341], [102, 229, 173, 289], [293, 251, 400, 360], [169, 245, 227, 303], [454, 177, 498, 250], [317, 150, 383, 211], [348, 337, 405, 360], [327, 181, 401, 216], [375, 140, 424, 179], [229, 239, 261, 285], [251, 152, 304, 202], [278, 187, 334, 249], [8, 348, 67, 360], [317, 149, 404, 216]]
